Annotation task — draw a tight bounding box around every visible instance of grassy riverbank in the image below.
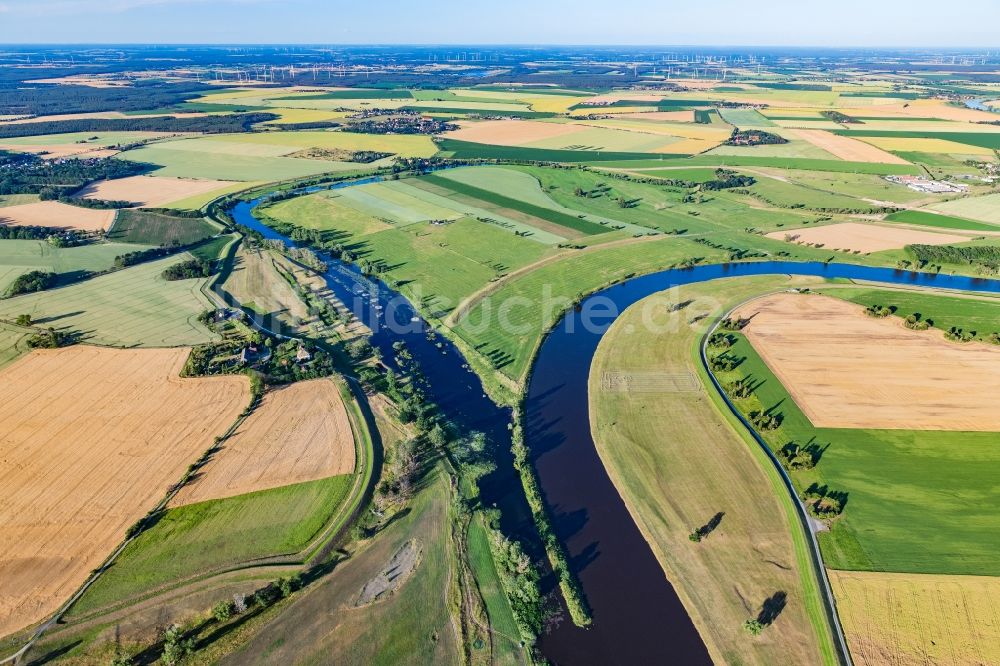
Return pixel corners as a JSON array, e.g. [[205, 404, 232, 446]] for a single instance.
[[588, 275, 838, 665]]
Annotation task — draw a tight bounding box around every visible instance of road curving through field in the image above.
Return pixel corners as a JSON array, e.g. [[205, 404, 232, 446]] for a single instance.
[[231, 176, 1000, 665]]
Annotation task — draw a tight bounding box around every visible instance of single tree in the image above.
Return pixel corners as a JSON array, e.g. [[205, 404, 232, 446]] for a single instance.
[[743, 618, 764, 636]]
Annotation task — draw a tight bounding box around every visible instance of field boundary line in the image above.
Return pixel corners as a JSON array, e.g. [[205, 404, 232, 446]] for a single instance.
[[444, 233, 672, 328], [699, 289, 853, 666], [24, 384, 376, 649], [3, 384, 256, 666]]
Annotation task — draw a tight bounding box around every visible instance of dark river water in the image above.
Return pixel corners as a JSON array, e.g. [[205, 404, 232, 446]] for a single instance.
[[231, 182, 1000, 665]]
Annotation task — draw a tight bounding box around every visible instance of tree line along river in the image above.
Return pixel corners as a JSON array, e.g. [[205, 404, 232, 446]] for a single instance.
[[230, 179, 1000, 665]]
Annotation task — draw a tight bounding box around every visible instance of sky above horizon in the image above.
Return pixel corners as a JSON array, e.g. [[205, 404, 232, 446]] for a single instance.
[[0, 0, 998, 47]]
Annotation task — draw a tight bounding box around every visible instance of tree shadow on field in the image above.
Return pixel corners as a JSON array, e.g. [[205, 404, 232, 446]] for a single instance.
[[764, 399, 784, 416], [698, 511, 725, 537], [33, 311, 85, 324], [377, 507, 412, 534], [756, 591, 787, 626], [24, 640, 83, 665], [483, 346, 513, 370], [743, 374, 767, 393], [319, 228, 351, 245], [54, 270, 96, 287], [803, 436, 830, 466]]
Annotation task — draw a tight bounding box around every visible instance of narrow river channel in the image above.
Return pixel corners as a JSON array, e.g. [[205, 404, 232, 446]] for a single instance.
[[230, 181, 1000, 665]]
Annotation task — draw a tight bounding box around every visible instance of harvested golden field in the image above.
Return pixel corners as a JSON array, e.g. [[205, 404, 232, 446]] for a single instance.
[[829, 570, 1000, 666], [579, 92, 667, 104], [0, 143, 119, 159], [790, 129, 910, 164], [172, 379, 356, 506], [76, 175, 236, 207], [590, 276, 836, 665], [620, 110, 697, 122], [578, 118, 729, 139], [522, 95, 580, 114], [573, 118, 730, 153], [0, 200, 116, 232], [0, 346, 249, 637], [733, 292, 1000, 431], [2, 111, 208, 125], [769, 222, 970, 253], [841, 100, 1000, 123], [442, 119, 584, 146], [568, 105, 661, 116], [659, 138, 719, 154]]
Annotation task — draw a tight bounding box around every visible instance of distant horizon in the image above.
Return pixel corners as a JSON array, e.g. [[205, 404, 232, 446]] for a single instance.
[[1, 0, 998, 48], [2, 43, 999, 50]]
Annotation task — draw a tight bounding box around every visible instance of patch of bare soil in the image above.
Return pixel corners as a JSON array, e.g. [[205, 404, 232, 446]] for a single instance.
[[354, 539, 421, 607]]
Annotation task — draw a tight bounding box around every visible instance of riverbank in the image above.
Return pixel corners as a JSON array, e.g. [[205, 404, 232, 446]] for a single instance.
[[588, 275, 838, 665], [220, 171, 1000, 665]]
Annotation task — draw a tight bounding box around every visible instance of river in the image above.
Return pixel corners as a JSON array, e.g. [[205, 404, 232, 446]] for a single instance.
[[230, 180, 1000, 665], [965, 98, 1000, 113]]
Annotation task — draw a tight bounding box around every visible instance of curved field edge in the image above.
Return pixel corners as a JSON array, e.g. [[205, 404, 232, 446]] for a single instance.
[[207, 166, 998, 410], [697, 285, 1000, 665], [708, 293, 1000, 575], [697, 294, 848, 666], [194, 168, 994, 652], [67, 475, 357, 615], [587, 276, 840, 666], [0, 366, 252, 662], [44, 376, 377, 638], [211, 463, 462, 666]]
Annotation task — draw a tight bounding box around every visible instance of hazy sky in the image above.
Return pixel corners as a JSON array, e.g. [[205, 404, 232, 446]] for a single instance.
[[0, 0, 998, 47]]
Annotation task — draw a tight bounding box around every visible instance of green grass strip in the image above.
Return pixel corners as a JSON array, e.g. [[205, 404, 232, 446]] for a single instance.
[[588, 155, 923, 175], [404, 106, 555, 119], [885, 210, 999, 232], [436, 138, 677, 163], [421, 172, 611, 235], [275, 89, 413, 100], [71, 475, 355, 615], [835, 129, 1000, 150], [466, 516, 524, 646]]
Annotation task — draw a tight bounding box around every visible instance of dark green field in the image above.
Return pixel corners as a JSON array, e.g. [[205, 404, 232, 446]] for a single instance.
[[712, 301, 1000, 576], [589, 155, 924, 175], [421, 172, 611, 235], [816, 286, 1000, 342], [837, 129, 1000, 150], [437, 138, 679, 162], [884, 210, 998, 232], [108, 209, 220, 246]]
